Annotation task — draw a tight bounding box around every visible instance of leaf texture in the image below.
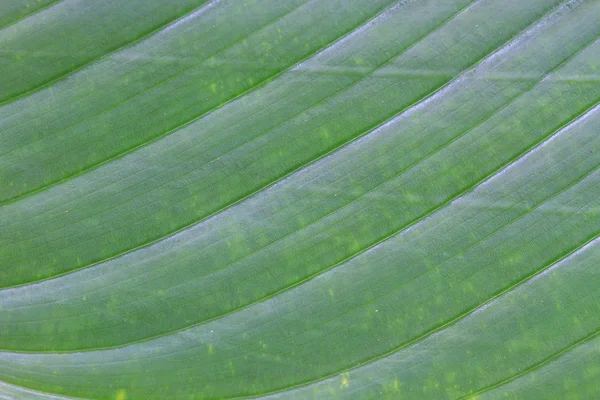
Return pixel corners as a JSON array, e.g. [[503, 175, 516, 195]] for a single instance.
[[1, 0, 600, 399]]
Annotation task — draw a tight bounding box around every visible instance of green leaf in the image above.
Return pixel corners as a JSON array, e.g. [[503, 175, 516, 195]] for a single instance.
[[1, 0, 599, 398]]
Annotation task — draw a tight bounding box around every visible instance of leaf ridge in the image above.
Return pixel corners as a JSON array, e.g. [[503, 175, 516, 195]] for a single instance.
[[0, 0, 63, 32], [461, 241, 600, 398], [7, 90, 598, 357], [0, 0, 218, 106], [1, 0, 565, 290], [0, 0, 400, 207], [64, 27, 597, 344], [245, 229, 600, 399]]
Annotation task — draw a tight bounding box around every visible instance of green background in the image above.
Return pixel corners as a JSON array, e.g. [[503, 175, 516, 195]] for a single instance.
[[1, 0, 600, 398]]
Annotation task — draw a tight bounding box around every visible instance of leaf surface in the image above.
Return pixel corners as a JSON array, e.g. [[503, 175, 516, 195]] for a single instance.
[[1, 0, 600, 399]]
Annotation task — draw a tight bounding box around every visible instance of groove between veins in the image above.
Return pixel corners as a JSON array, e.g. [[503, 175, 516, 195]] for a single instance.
[[0, 0, 63, 33], [0, 1, 596, 398], [2, 0, 558, 289], [0, 0, 216, 106], [5, 82, 598, 356], [0, 0, 397, 207]]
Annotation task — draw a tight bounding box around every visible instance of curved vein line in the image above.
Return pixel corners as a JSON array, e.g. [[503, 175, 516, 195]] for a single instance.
[[0, 0, 486, 287], [7, 79, 597, 356], [242, 231, 600, 399], [0, 378, 83, 400], [0, 0, 477, 243], [87, 99, 598, 390], [0, 0, 399, 208], [1, 0, 559, 290], [0, 4, 595, 399], [8, 0, 478, 244], [0, 0, 63, 32], [0, 0, 309, 159], [0, 0, 219, 106], [236, 196, 600, 386], [216, 107, 600, 375], [5, 216, 598, 375], [69, 145, 600, 350], [0, 0, 417, 221], [21, 21, 590, 334], [102, 6, 598, 317], [171, 23, 597, 308], [1, 155, 597, 400], [462, 314, 600, 399]]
